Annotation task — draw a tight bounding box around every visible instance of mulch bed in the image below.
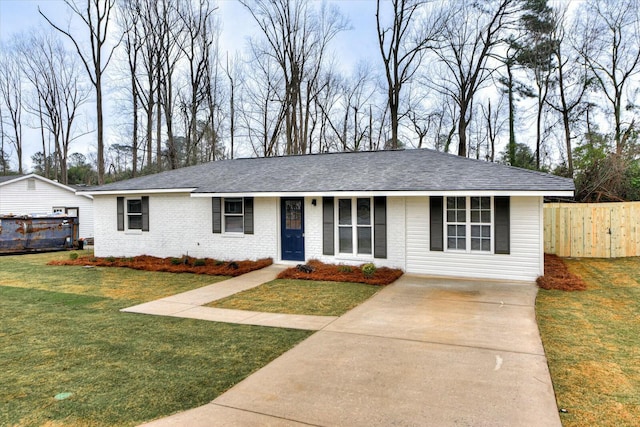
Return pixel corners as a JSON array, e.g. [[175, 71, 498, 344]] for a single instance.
[[277, 259, 403, 286], [48, 255, 273, 277], [536, 254, 587, 291]]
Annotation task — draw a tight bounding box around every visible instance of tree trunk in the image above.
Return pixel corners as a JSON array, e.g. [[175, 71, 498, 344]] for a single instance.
[[458, 103, 468, 157], [507, 61, 516, 166]]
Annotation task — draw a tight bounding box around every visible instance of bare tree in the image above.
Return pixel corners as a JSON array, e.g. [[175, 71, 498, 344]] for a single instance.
[[18, 32, 90, 184], [0, 43, 24, 173], [174, 0, 217, 165], [376, 0, 446, 150], [546, 5, 590, 177], [431, 0, 519, 157], [576, 0, 640, 154], [240, 45, 285, 157], [241, 0, 348, 156], [223, 53, 237, 160], [157, 0, 186, 169], [130, 0, 162, 171], [40, 0, 119, 185], [481, 97, 506, 162], [118, 0, 144, 176], [315, 64, 376, 152]]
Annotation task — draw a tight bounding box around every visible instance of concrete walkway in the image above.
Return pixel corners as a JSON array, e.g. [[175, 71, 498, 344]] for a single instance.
[[140, 274, 561, 427], [121, 264, 338, 331]]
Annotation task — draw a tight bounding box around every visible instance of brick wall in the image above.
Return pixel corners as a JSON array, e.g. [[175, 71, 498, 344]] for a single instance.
[[93, 194, 278, 260]]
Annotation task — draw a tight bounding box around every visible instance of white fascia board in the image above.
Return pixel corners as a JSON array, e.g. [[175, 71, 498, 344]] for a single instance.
[[0, 173, 94, 198], [190, 190, 574, 198], [78, 188, 197, 196]]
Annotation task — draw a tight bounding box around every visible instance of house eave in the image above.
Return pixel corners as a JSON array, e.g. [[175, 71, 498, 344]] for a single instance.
[[79, 188, 197, 196], [190, 190, 575, 198]]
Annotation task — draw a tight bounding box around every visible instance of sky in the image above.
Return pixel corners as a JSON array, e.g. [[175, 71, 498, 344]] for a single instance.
[[0, 0, 384, 171]]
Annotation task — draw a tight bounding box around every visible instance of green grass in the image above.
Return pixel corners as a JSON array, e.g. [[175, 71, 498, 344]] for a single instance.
[[536, 257, 640, 427], [208, 278, 381, 316], [0, 251, 312, 427]]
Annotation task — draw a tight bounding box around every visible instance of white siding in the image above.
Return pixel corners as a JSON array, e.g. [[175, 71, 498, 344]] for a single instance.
[[406, 196, 543, 282], [0, 178, 94, 238], [93, 194, 278, 260]]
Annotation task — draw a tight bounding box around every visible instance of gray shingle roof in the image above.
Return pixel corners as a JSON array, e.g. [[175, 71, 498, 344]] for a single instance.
[[0, 175, 22, 184], [87, 149, 574, 194]]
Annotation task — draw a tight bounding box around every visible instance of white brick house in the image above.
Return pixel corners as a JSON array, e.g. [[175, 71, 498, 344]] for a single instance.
[[0, 174, 94, 239], [82, 149, 574, 281]]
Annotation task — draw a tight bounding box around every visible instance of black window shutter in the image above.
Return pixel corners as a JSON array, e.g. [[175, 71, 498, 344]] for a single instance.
[[212, 197, 222, 233], [322, 197, 334, 255], [374, 196, 387, 259], [494, 196, 510, 254], [430, 196, 444, 251], [117, 197, 124, 231], [141, 196, 150, 232], [244, 197, 254, 234]]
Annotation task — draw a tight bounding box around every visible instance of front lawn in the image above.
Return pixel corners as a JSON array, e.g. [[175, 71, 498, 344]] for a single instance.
[[0, 251, 312, 426], [208, 278, 381, 316], [536, 257, 640, 427]]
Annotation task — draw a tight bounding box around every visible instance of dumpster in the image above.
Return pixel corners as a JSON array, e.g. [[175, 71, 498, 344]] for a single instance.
[[0, 214, 79, 253]]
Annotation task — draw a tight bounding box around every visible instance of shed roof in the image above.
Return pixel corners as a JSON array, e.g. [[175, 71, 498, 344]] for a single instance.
[[86, 149, 574, 195], [0, 175, 22, 184]]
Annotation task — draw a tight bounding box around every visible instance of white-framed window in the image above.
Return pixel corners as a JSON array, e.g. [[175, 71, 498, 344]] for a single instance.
[[224, 198, 244, 233], [127, 198, 143, 230], [337, 197, 372, 256], [445, 196, 492, 252]]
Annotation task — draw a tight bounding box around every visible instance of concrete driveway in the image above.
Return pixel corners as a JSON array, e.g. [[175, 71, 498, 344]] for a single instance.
[[142, 275, 561, 426]]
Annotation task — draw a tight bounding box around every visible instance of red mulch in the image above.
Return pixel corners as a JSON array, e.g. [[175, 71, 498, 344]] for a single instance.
[[536, 254, 587, 291], [277, 259, 403, 286], [48, 255, 273, 277]]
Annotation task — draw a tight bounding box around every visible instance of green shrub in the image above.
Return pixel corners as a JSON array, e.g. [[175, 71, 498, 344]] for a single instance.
[[105, 256, 116, 263], [215, 260, 225, 266], [337, 265, 353, 273], [194, 259, 206, 267], [362, 263, 376, 278], [69, 252, 79, 260], [170, 258, 182, 265]]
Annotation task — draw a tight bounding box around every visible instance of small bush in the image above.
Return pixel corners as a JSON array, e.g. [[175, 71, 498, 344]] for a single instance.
[[69, 252, 79, 260], [89, 257, 97, 262], [194, 259, 206, 267], [337, 265, 353, 273], [105, 256, 116, 263], [215, 260, 225, 266], [362, 263, 376, 278], [170, 258, 182, 265]]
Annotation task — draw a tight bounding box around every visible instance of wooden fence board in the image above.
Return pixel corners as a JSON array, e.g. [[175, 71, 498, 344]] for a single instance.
[[544, 202, 640, 258]]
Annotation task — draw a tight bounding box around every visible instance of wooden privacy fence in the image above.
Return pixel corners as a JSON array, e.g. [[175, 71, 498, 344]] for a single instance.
[[544, 202, 640, 258]]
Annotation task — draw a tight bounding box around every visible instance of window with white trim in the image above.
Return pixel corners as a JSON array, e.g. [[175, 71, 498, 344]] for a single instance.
[[445, 196, 492, 252], [224, 198, 244, 233], [470, 196, 491, 251], [338, 197, 372, 255], [127, 198, 143, 230]]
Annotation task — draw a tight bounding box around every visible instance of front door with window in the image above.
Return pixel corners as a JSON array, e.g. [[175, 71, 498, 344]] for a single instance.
[[281, 198, 305, 261]]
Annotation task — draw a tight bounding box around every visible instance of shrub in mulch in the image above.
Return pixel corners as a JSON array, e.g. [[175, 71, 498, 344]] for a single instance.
[[48, 255, 273, 277], [277, 259, 403, 286], [536, 254, 587, 291]]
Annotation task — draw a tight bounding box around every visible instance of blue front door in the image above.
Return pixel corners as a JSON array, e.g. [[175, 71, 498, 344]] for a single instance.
[[281, 198, 305, 261]]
